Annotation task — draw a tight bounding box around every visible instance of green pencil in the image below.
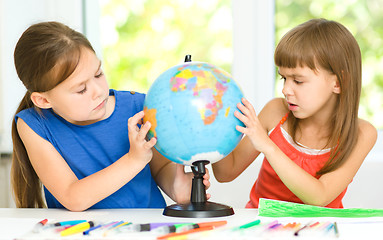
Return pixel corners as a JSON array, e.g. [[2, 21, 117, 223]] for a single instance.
[[232, 219, 261, 231]]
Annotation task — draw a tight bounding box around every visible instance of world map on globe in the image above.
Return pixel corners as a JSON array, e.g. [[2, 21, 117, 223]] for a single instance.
[[143, 62, 245, 166]]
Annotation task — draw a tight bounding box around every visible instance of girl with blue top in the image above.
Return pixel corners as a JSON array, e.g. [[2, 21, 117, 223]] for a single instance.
[[11, 21, 210, 211]]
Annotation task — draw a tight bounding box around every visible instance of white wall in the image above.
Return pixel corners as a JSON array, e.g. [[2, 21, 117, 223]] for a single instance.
[[0, 0, 100, 207], [0, 0, 101, 153], [232, 0, 275, 113], [342, 134, 383, 208]]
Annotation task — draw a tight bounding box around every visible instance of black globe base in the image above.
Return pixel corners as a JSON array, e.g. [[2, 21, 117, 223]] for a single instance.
[[163, 201, 234, 218], [163, 160, 235, 218]]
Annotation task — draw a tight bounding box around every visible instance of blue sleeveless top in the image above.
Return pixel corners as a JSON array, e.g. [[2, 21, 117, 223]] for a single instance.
[[16, 89, 166, 209]]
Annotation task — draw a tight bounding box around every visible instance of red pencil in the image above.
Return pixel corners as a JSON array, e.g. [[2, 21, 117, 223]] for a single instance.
[[310, 222, 320, 228], [32, 219, 48, 233]]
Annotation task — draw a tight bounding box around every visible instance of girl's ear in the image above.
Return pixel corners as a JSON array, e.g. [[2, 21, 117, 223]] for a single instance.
[[331, 71, 343, 94], [333, 78, 341, 94], [30, 92, 52, 109]]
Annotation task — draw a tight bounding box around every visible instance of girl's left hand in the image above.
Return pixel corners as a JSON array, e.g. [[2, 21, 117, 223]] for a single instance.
[[234, 98, 272, 153], [172, 164, 211, 204]]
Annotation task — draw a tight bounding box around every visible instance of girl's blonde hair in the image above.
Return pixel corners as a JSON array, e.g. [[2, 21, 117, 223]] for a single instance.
[[12, 21, 95, 207], [274, 18, 361, 175]]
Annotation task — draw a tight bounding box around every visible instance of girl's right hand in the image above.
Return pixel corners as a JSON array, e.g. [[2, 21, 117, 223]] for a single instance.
[[127, 111, 157, 164]]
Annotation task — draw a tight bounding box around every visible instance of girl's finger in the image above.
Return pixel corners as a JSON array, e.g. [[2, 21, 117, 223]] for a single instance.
[[137, 121, 151, 140], [128, 111, 144, 131], [131, 111, 145, 124], [236, 125, 248, 135], [203, 168, 210, 180], [236, 102, 250, 116], [241, 98, 257, 117], [203, 179, 211, 189], [127, 120, 138, 137], [234, 110, 250, 126], [241, 97, 253, 108], [144, 137, 157, 149], [206, 193, 211, 200]]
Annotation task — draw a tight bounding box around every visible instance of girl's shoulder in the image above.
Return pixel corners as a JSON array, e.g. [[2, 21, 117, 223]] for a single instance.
[[357, 118, 377, 145], [113, 89, 145, 111], [258, 97, 289, 132], [113, 89, 145, 101]]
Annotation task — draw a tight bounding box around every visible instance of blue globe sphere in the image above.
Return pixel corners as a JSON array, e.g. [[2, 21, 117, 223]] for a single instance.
[[143, 62, 244, 166]]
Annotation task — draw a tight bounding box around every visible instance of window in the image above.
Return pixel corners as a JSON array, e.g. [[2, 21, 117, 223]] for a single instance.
[[100, 0, 233, 93]]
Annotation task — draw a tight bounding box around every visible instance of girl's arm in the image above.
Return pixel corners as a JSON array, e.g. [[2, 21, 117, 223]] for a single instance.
[[212, 98, 286, 182], [212, 136, 260, 182], [237, 98, 378, 206], [149, 149, 210, 204], [17, 111, 155, 212]]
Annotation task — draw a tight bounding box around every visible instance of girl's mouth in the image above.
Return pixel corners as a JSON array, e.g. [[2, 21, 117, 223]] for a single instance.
[[94, 99, 106, 110], [288, 102, 298, 111]]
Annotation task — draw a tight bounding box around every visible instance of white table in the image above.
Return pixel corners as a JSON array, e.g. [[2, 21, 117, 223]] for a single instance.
[[1, 208, 383, 239]]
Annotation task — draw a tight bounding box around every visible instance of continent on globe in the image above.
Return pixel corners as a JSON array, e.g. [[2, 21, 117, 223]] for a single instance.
[[170, 64, 230, 125], [143, 107, 157, 138]]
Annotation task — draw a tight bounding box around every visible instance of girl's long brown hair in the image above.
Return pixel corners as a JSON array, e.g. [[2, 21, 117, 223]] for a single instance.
[[274, 19, 361, 176], [12, 21, 95, 208]]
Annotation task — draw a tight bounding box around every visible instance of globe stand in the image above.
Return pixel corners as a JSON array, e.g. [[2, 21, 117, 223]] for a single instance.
[[163, 160, 234, 218]]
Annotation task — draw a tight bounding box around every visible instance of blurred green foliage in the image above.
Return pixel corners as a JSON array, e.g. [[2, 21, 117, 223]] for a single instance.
[[100, 0, 232, 93], [100, 0, 382, 128], [275, 0, 383, 128]]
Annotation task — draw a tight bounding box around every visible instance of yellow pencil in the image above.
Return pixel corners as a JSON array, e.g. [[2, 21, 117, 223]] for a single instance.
[[60, 221, 96, 236], [103, 221, 131, 237]]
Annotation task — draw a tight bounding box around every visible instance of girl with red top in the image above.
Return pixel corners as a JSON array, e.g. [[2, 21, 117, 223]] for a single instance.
[[212, 18, 377, 208]]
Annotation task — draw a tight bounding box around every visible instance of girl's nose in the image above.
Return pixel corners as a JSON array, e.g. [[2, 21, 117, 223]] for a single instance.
[[282, 80, 292, 97], [92, 80, 104, 100]]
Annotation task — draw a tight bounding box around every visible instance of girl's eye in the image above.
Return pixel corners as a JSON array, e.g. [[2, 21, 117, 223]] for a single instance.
[[294, 80, 302, 84], [78, 87, 87, 94], [280, 76, 286, 82], [95, 71, 104, 78]]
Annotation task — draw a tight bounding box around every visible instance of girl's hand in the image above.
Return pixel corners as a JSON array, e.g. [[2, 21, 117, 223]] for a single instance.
[[234, 98, 272, 153], [172, 164, 211, 204], [127, 111, 157, 164]]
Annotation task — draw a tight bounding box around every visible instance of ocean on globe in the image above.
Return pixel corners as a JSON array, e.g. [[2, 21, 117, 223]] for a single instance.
[[143, 62, 245, 166]]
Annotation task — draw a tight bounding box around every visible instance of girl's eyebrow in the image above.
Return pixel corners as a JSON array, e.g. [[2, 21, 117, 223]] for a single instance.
[[93, 60, 102, 75], [278, 70, 305, 78], [70, 60, 102, 90]]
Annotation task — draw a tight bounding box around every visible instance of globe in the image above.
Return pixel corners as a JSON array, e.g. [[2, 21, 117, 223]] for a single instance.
[[143, 61, 245, 166]]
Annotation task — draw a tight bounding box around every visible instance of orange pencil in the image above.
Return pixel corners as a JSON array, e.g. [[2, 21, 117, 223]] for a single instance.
[[195, 220, 227, 228]]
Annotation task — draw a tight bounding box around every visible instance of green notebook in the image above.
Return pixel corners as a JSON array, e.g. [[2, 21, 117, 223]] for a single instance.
[[258, 198, 383, 218]]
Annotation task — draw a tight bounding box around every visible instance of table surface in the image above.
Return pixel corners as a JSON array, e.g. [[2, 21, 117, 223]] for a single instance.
[[1, 207, 383, 240]]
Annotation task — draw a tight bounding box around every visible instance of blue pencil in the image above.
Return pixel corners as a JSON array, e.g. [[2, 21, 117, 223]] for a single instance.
[[52, 220, 87, 227], [83, 225, 102, 235]]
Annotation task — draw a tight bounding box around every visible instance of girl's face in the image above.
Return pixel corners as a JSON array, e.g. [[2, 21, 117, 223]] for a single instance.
[[43, 48, 110, 125], [279, 65, 340, 121]]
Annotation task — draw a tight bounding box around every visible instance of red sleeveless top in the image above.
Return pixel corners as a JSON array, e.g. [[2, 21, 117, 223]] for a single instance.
[[246, 114, 346, 208]]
